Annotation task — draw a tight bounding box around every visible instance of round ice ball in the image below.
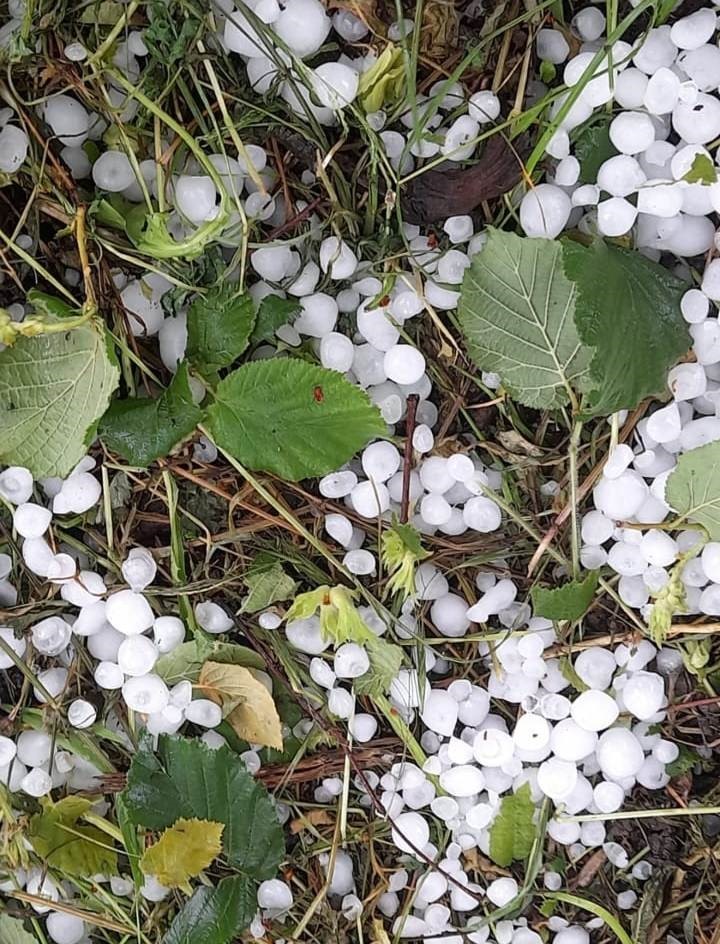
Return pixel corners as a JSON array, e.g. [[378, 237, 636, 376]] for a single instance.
[[519, 184, 571, 238]]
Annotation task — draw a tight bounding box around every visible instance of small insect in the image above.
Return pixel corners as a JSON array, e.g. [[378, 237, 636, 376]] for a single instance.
[[313, 385, 324, 402]]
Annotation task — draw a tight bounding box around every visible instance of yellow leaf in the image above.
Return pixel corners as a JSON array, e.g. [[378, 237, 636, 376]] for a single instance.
[[140, 818, 224, 894], [198, 661, 284, 750]]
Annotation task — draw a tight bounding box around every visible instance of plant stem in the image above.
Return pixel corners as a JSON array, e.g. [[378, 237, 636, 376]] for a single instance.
[[568, 420, 583, 579]]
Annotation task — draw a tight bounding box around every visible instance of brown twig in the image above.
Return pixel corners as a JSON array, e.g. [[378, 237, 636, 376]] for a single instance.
[[400, 394, 419, 525]]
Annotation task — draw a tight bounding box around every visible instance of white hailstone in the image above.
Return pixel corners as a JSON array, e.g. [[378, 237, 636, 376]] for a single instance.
[[593, 469, 648, 519], [343, 549, 376, 575], [486, 877, 518, 909], [415, 563, 449, 601], [296, 292, 338, 337], [597, 197, 638, 237], [274, 0, 330, 56], [413, 425, 434, 453], [44, 94, 89, 146], [550, 718, 597, 762], [443, 215, 473, 244], [430, 594, 470, 637], [34, 667, 68, 703], [121, 547, 157, 593], [313, 63, 358, 110], [324, 513, 354, 548], [472, 728, 514, 766], [680, 289, 709, 324], [53, 471, 102, 514], [174, 175, 216, 224], [251, 245, 294, 282], [333, 9, 368, 41], [31, 617, 72, 656], [391, 811, 429, 855], [286, 616, 330, 655], [609, 111, 655, 154], [118, 635, 159, 676], [622, 671, 664, 720], [17, 730, 52, 767], [21, 768, 53, 797], [554, 155, 580, 187], [613, 68, 649, 109], [319, 237, 358, 280], [384, 345, 426, 385], [320, 332, 354, 372], [702, 543, 720, 583], [420, 689, 458, 736], [185, 699, 223, 728], [258, 878, 294, 914], [328, 686, 354, 718], [572, 184, 600, 207], [537, 757, 578, 800], [319, 469, 357, 498], [570, 690, 619, 732], [468, 90, 501, 123], [596, 727, 645, 780], [597, 155, 646, 197], [362, 441, 401, 482], [67, 699, 97, 729], [94, 661, 124, 689], [140, 876, 170, 902], [463, 496, 502, 532], [13, 502, 52, 539], [644, 67, 680, 114], [0, 735, 16, 766], [122, 674, 170, 714], [572, 6, 605, 40], [150, 615, 184, 653], [536, 28, 569, 63], [105, 589, 154, 635], [334, 642, 370, 679], [46, 911, 86, 944], [92, 150, 135, 192], [519, 184, 571, 238], [351, 480, 390, 517], [673, 93, 720, 144], [513, 713, 551, 751], [0, 625, 26, 668], [349, 713, 378, 742], [442, 115, 480, 161], [310, 657, 336, 690], [120, 279, 164, 337], [195, 601, 233, 633], [0, 123, 28, 173], [0, 466, 33, 504]]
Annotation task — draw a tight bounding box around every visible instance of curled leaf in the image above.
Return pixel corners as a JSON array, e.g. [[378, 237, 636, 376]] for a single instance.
[[198, 661, 283, 750]]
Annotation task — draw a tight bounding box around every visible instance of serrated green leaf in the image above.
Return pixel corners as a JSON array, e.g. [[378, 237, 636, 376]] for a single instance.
[[0, 915, 39, 944], [155, 638, 265, 685], [140, 818, 223, 893], [206, 358, 386, 480], [683, 153, 717, 184], [121, 735, 284, 878], [531, 571, 598, 620], [354, 636, 404, 697], [28, 796, 118, 877], [458, 229, 591, 410], [163, 875, 257, 944], [187, 287, 256, 375], [241, 560, 297, 614], [99, 362, 203, 466], [563, 239, 689, 417], [0, 324, 119, 477], [666, 441, 720, 539], [489, 782, 536, 867], [251, 295, 301, 345], [666, 743, 701, 778], [574, 116, 617, 185]]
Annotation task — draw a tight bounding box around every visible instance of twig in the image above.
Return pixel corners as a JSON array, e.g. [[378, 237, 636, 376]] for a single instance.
[[400, 394, 419, 524]]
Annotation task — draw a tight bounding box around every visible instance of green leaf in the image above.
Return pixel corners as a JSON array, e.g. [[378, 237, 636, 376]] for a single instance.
[[683, 153, 717, 184], [531, 571, 598, 620], [666, 441, 720, 539], [558, 656, 590, 694], [28, 796, 118, 877], [132, 211, 227, 261], [140, 818, 224, 893], [0, 325, 119, 477], [26, 290, 77, 320], [574, 116, 617, 185], [251, 295, 301, 345], [206, 358, 386, 480], [563, 240, 689, 417], [155, 638, 265, 685], [99, 363, 203, 466], [542, 892, 634, 944], [187, 287, 256, 375], [354, 636, 404, 697], [121, 735, 284, 878], [458, 229, 591, 410], [0, 915, 39, 944], [666, 743, 702, 778], [163, 875, 257, 944], [489, 782, 536, 867], [241, 559, 297, 614]]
